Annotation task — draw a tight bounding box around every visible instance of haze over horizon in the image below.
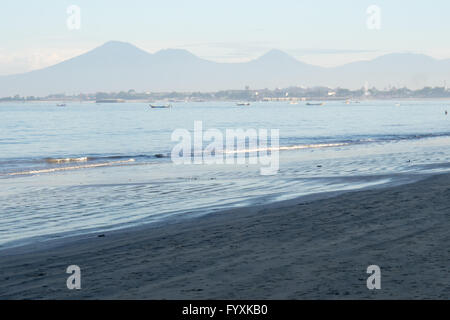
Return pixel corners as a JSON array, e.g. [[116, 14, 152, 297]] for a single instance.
[[1, 40, 450, 97], [2, 0, 450, 76], [3, 40, 444, 76]]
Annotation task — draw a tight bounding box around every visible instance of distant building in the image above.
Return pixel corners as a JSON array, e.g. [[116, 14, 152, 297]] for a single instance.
[[95, 99, 125, 103]]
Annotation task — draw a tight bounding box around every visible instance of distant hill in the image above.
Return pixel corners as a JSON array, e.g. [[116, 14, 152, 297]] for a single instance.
[[0, 41, 449, 96]]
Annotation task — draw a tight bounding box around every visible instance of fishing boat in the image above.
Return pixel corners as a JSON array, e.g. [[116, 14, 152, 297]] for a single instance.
[[236, 102, 250, 106], [150, 104, 172, 109]]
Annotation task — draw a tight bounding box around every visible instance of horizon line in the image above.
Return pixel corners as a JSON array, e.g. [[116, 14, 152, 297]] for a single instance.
[[2, 85, 450, 100]]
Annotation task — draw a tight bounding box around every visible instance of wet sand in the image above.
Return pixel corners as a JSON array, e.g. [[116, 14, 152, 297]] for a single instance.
[[0, 173, 449, 299]]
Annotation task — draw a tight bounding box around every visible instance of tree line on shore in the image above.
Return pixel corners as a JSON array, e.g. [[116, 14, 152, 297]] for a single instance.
[[2, 86, 450, 102]]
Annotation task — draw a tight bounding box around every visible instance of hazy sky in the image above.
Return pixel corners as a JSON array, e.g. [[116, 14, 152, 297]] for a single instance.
[[1, 0, 450, 75]]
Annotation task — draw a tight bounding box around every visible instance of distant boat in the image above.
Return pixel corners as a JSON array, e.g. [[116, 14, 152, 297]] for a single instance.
[[306, 102, 325, 106], [289, 101, 299, 105], [236, 102, 250, 106], [56, 103, 66, 107], [150, 104, 172, 109]]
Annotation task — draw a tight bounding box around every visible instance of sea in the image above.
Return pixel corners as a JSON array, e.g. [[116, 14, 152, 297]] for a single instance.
[[1, 100, 450, 249]]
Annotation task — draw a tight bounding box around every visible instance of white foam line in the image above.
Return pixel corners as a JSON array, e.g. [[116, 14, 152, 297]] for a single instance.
[[6, 159, 136, 176], [223, 142, 349, 154]]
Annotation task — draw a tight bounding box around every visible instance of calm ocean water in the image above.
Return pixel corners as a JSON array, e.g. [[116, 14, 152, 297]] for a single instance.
[[1, 100, 450, 248]]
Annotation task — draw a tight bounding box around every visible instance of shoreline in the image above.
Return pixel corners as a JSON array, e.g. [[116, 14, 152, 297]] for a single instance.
[[0, 171, 426, 255], [3, 97, 450, 104], [0, 172, 449, 299]]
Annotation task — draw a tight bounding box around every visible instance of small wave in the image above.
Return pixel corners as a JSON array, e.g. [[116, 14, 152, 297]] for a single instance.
[[2, 153, 171, 166], [6, 159, 136, 176], [46, 154, 170, 163], [223, 142, 349, 155], [88, 154, 170, 160], [279, 142, 349, 151], [154, 153, 168, 158]]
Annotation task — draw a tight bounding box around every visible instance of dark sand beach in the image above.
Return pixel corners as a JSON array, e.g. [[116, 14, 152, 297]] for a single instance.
[[0, 173, 449, 299]]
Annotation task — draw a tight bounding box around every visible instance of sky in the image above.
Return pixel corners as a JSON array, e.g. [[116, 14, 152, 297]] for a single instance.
[[1, 0, 450, 75]]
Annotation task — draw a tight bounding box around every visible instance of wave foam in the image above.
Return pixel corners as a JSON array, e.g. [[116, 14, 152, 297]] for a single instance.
[[7, 159, 136, 176]]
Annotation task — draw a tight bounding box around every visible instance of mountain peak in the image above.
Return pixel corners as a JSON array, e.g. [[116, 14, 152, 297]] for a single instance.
[[260, 49, 292, 58], [84, 40, 150, 59], [255, 49, 300, 64], [265, 49, 289, 55], [99, 40, 136, 48]]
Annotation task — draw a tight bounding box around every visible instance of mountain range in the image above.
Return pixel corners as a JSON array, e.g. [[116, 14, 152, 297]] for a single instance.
[[1, 41, 450, 96]]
